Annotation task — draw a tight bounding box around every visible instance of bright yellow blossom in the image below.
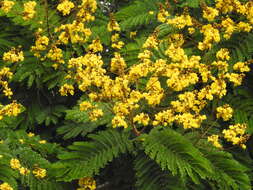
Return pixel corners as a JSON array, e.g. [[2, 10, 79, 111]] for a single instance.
[[208, 135, 222, 148], [216, 104, 233, 121], [57, 0, 75, 16], [78, 177, 96, 190], [59, 84, 74, 96], [0, 182, 13, 190], [23, 1, 36, 20], [32, 167, 46, 179], [133, 113, 150, 126], [203, 7, 219, 21], [0, 0, 14, 13], [10, 158, 21, 169]]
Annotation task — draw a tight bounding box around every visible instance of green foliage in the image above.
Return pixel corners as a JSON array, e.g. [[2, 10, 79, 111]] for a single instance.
[[134, 152, 185, 190], [143, 128, 213, 184], [197, 141, 251, 190], [55, 129, 134, 181]]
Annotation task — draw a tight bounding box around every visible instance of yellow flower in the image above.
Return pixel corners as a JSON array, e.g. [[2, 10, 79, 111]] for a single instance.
[[107, 18, 120, 32], [222, 123, 248, 148], [133, 113, 150, 126], [112, 115, 128, 128], [19, 139, 24, 144], [237, 21, 252, 32], [225, 73, 245, 86], [32, 167, 46, 179], [3, 48, 24, 63], [88, 109, 103, 121], [216, 48, 230, 60], [216, 104, 233, 121], [188, 27, 195, 34], [59, 84, 74, 96], [157, 7, 169, 23], [57, 0, 75, 16], [110, 52, 126, 74], [23, 1, 36, 20], [46, 46, 64, 64], [208, 135, 222, 148], [233, 62, 250, 72], [27, 132, 35, 137], [88, 39, 103, 52], [39, 140, 46, 144], [130, 31, 137, 38], [143, 35, 158, 49], [149, 11, 154, 15], [19, 167, 30, 175], [0, 0, 14, 13], [10, 158, 21, 169], [203, 7, 219, 21], [0, 182, 13, 190], [167, 15, 193, 29], [78, 177, 96, 190]]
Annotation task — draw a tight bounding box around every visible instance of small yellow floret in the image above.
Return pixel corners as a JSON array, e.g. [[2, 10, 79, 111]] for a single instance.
[[78, 177, 96, 190], [57, 0, 75, 16], [59, 84, 74, 96], [19, 167, 30, 175], [207, 135, 222, 148], [32, 168, 46, 179], [10, 158, 21, 169], [133, 113, 150, 126], [23, 1, 36, 20], [216, 104, 233, 121], [0, 182, 13, 190], [203, 7, 219, 21], [1, 0, 14, 13]]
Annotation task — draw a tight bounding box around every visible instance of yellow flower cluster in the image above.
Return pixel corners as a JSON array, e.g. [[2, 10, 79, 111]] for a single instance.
[[80, 101, 93, 111], [88, 39, 103, 52], [107, 17, 120, 32], [10, 158, 30, 176], [10, 158, 21, 169], [59, 84, 74, 96], [216, 104, 233, 121], [88, 109, 103, 121], [51, 0, 253, 151], [207, 135, 222, 148], [198, 24, 220, 50], [77, 0, 97, 22], [0, 67, 13, 98], [77, 177, 96, 190], [143, 34, 158, 49], [0, 0, 14, 13], [0, 101, 22, 120], [216, 48, 230, 60], [32, 167, 47, 178], [3, 48, 24, 63], [203, 6, 219, 21], [157, 6, 169, 23], [233, 61, 250, 72], [22, 1, 36, 20], [221, 17, 235, 39], [167, 14, 193, 29], [57, 0, 75, 16], [31, 33, 49, 57], [55, 21, 92, 44], [0, 183, 13, 190], [133, 113, 150, 126], [111, 33, 124, 49], [110, 52, 126, 74], [222, 123, 248, 149], [46, 46, 64, 64]]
